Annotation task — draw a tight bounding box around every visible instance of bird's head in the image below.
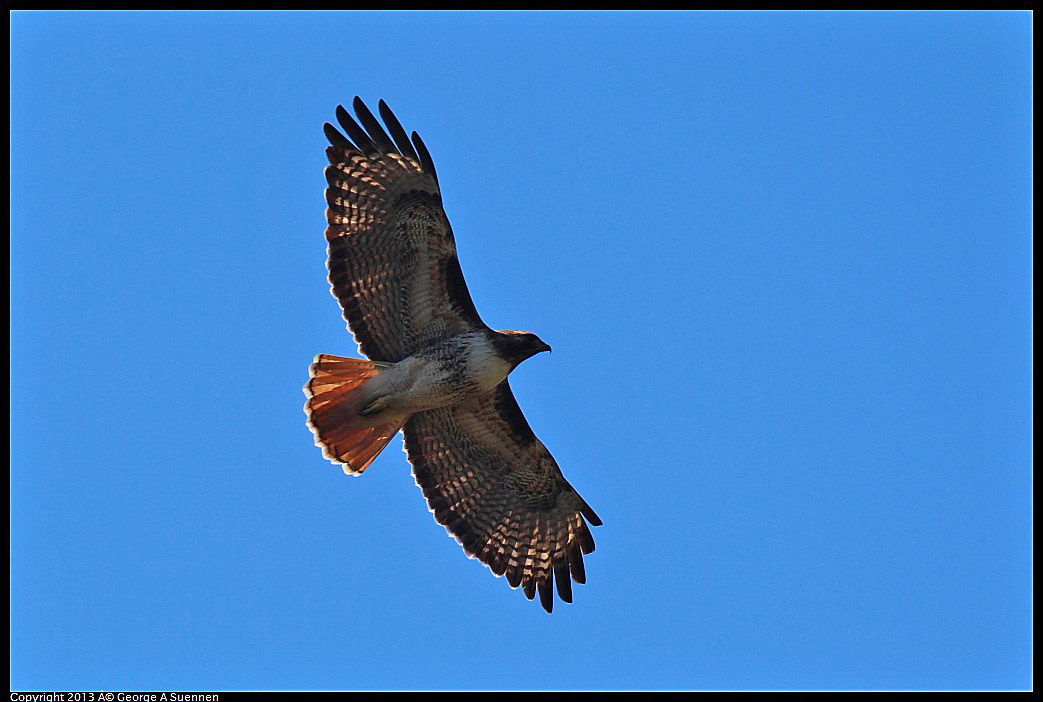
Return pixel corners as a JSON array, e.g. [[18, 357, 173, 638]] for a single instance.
[[494, 330, 552, 366]]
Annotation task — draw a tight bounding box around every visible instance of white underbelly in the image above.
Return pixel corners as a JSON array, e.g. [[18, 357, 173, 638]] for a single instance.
[[371, 333, 511, 413], [466, 345, 512, 392]]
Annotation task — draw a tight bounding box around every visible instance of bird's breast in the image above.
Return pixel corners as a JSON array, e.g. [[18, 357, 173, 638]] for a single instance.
[[381, 332, 511, 412]]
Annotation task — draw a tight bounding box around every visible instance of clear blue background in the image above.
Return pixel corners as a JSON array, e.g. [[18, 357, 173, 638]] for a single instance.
[[10, 11, 1032, 691]]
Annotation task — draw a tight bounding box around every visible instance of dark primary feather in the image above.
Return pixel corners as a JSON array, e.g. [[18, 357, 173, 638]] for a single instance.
[[410, 131, 439, 185], [352, 96, 399, 155], [323, 122, 353, 149], [335, 104, 378, 156], [378, 99, 420, 162]]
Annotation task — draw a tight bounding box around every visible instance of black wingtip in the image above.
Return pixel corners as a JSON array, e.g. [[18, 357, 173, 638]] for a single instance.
[[323, 122, 350, 147], [335, 103, 377, 155], [351, 97, 397, 154], [411, 130, 439, 184], [567, 544, 586, 585], [554, 561, 573, 604], [378, 99, 421, 161], [523, 577, 536, 601], [537, 577, 554, 613], [577, 521, 596, 555]]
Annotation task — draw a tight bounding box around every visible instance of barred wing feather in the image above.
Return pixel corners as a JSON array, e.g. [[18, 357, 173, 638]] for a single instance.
[[323, 98, 486, 363], [403, 380, 601, 613]]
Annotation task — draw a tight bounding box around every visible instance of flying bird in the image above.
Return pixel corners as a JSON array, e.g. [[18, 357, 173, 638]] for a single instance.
[[304, 97, 601, 613]]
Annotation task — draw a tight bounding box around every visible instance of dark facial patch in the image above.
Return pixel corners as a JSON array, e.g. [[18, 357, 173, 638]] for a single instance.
[[490, 331, 548, 366]]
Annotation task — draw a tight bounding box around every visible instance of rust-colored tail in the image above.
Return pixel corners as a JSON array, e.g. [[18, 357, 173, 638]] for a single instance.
[[304, 354, 405, 475]]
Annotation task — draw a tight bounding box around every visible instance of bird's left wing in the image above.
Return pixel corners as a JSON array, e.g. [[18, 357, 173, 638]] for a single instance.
[[402, 380, 601, 612]]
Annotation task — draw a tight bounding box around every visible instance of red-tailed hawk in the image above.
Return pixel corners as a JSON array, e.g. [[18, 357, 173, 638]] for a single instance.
[[304, 98, 601, 613]]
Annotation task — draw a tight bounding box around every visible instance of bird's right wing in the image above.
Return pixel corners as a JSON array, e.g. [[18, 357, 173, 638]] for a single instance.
[[323, 98, 487, 363]]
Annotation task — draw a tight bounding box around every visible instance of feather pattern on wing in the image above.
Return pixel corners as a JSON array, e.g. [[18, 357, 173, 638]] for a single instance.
[[323, 98, 486, 362], [402, 380, 602, 613]]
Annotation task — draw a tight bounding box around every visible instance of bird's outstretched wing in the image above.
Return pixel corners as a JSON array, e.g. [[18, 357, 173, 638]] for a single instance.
[[323, 97, 486, 363], [402, 380, 602, 613]]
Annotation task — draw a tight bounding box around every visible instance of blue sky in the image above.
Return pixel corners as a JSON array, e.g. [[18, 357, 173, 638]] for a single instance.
[[10, 11, 1032, 692]]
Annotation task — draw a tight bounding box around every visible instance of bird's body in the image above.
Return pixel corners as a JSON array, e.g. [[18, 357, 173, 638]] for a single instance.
[[305, 98, 600, 612], [356, 330, 541, 416]]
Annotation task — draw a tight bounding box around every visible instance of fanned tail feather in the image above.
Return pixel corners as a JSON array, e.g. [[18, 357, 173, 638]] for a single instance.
[[304, 354, 405, 475]]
